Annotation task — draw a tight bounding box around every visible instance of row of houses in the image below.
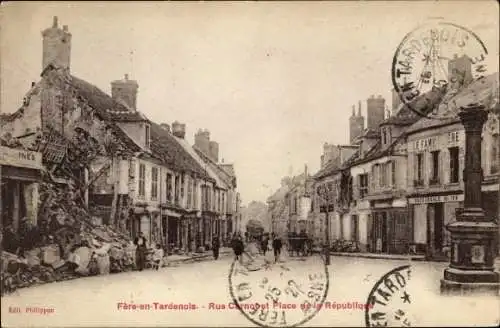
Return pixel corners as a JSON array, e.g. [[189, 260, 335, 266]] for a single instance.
[[0, 17, 242, 252], [269, 56, 499, 259]]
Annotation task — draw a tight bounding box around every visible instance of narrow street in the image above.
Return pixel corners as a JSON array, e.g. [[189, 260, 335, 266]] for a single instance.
[[2, 252, 499, 327]]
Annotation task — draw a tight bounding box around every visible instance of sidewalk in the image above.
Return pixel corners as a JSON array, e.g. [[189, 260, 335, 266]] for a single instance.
[[329, 251, 426, 261], [166, 247, 232, 265], [330, 251, 500, 272]]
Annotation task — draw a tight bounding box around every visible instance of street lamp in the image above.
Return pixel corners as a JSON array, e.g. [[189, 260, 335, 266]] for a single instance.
[[440, 103, 500, 295]]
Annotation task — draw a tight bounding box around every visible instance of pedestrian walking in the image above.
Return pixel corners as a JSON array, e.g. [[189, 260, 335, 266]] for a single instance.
[[134, 232, 147, 271], [212, 236, 220, 260], [232, 235, 244, 264], [272, 234, 283, 263], [261, 236, 268, 256]]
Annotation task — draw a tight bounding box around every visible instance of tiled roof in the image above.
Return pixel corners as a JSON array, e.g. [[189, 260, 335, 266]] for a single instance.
[[341, 149, 361, 168], [220, 164, 235, 177], [149, 122, 213, 180], [363, 128, 380, 138], [175, 139, 226, 188], [69, 75, 147, 123], [107, 124, 142, 153], [406, 72, 499, 134], [193, 146, 234, 187], [57, 69, 208, 175], [349, 132, 409, 167], [314, 158, 341, 180]]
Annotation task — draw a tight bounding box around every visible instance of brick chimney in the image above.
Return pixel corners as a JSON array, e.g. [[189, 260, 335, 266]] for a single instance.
[[194, 129, 210, 155], [41, 16, 72, 72], [172, 121, 186, 139], [209, 141, 219, 163], [366, 95, 386, 130], [349, 101, 365, 144], [111, 74, 139, 111]]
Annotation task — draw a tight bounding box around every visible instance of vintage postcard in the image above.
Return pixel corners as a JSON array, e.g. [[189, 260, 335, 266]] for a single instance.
[[1, 1, 499, 327]]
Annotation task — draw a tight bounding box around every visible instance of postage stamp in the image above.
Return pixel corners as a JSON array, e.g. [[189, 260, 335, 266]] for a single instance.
[[365, 265, 417, 327], [391, 20, 490, 117], [228, 253, 329, 327]]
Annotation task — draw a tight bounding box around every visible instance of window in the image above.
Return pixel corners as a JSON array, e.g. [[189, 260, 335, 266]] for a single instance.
[[151, 167, 158, 200], [370, 166, 376, 191], [186, 176, 192, 208], [449, 147, 460, 183], [416, 153, 424, 185], [174, 175, 180, 203], [382, 129, 387, 145], [448, 131, 459, 144], [222, 193, 225, 213], [145, 124, 151, 148], [180, 174, 185, 203], [166, 173, 173, 202], [381, 163, 388, 187], [391, 161, 396, 187], [201, 185, 207, 210], [138, 164, 146, 198], [192, 179, 197, 208], [430, 151, 440, 183], [491, 134, 499, 174], [359, 173, 369, 198]]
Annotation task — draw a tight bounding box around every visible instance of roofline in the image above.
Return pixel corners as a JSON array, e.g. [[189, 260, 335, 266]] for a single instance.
[[405, 118, 462, 135], [193, 145, 234, 185]]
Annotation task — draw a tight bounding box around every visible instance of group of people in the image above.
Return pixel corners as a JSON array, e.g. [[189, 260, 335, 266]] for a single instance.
[[133, 232, 164, 271], [222, 232, 283, 264], [132, 230, 289, 271]]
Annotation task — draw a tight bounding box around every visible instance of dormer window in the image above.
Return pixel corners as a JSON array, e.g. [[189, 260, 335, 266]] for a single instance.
[[145, 124, 151, 148], [382, 127, 392, 146]]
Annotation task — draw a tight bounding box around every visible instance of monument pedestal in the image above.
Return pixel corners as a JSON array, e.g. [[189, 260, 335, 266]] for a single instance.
[[440, 212, 500, 295]]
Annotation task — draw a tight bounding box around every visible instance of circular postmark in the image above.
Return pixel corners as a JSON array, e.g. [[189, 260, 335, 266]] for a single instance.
[[228, 252, 329, 327], [391, 20, 490, 118], [365, 265, 416, 327]]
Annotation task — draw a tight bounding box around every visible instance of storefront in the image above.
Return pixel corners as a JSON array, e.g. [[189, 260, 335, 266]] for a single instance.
[[0, 146, 42, 232], [367, 198, 409, 254], [408, 192, 463, 257], [161, 207, 182, 251], [349, 200, 371, 251], [409, 188, 499, 257]]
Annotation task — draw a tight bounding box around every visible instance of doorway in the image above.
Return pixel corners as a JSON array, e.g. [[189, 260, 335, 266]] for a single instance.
[[372, 212, 388, 253], [427, 203, 444, 255], [351, 215, 359, 242]]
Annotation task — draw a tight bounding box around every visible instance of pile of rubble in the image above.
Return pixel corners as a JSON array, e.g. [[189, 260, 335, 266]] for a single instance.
[[1, 182, 137, 295]]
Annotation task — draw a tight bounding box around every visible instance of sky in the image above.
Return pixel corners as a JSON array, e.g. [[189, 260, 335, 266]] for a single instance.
[[1, 1, 499, 206]]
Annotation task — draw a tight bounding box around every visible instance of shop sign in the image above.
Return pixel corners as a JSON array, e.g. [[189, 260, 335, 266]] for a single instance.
[[408, 194, 463, 204], [374, 202, 392, 209], [0, 146, 42, 170]]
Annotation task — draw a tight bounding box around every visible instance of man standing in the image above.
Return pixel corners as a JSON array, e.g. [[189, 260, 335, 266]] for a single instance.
[[134, 232, 148, 271], [272, 234, 283, 263], [212, 236, 220, 260], [261, 235, 268, 256], [232, 234, 244, 264]]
